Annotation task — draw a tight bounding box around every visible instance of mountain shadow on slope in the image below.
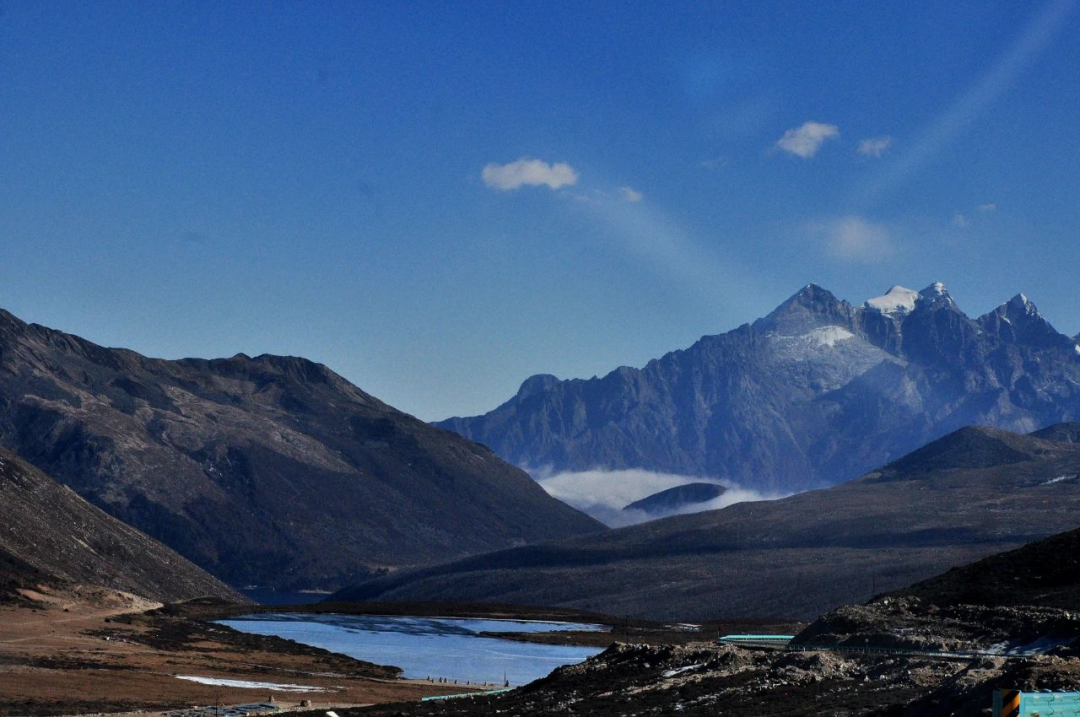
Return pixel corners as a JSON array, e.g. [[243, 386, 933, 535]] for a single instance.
[[889, 524, 1080, 610], [1030, 421, 1080, 445], [332, 423, 1080, 621], [870, 425, 1053, 479], [623, 482, 726, 515]]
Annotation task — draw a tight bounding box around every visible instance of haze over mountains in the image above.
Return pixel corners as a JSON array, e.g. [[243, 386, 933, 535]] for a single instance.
[[0, 308, 601, 593], [438, 284, 1080, 495], [335, 423, 1080, 620]]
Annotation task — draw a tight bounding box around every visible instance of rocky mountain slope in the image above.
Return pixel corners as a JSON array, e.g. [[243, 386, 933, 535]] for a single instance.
[[890, 522, 1080, 610], [438, 284, 1080, 493], [789, 519, 1080, 716], [0, 449, 239, 603], [334, 424, 1080, 620], [0, 309, 602, 591]]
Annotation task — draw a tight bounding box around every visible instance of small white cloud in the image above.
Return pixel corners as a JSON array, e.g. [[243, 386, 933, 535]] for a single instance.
[[951, 211, 969, 228], [857, 136, 894, 157], [978, 203, 997, 212], [481, 158, 579, 191], [776, 121, 840, 158], [810, 215, 893, 261], [619, 186, 644, 203], [700, 155, 729, 170]]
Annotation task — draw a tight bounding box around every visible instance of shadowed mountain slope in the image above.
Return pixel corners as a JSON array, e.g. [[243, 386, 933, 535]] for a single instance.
[[1031, 421, 1080, 445], [623, 482, 726, 516], [0, 449, 240, 603], [0, 309, 602, 591], [334, 424, 1080, 621], [438, 285, 1080, 494], [892, 524, 1080, 610]]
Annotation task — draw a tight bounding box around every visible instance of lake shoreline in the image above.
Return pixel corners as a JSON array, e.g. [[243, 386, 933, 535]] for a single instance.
[[219, 613, 607, 686], [166, 598, 805, 649]]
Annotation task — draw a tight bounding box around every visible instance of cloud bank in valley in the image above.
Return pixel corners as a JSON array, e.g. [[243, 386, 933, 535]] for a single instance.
[[534, 467, 788, 527]]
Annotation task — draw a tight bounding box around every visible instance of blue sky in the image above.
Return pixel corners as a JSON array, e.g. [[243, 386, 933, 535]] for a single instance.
[[1, 1, 1078, 420]]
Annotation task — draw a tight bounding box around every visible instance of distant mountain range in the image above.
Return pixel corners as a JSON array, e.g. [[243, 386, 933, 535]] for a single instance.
[[0, 448, 238, 603], [438, 284, 1080, 494], [334, 423, 1080, 620], [0, 309, 602, 592]]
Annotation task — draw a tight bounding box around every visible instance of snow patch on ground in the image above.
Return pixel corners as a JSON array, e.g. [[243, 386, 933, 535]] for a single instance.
[[865, 285, 919, 315], [981, 636, 1075, 656], [806, 326, 855, 347], [174, 675, 327, 692], [1043, 474, 1078, 485], [662, 663, 703, 678]]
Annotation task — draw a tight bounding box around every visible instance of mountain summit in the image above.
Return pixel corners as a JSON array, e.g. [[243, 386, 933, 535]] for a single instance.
[[437, 284, 1080, 493]]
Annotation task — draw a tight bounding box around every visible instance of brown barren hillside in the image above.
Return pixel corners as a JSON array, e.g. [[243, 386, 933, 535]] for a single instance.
[[0, 308, 602, 591], [0, 449, 239, 603]]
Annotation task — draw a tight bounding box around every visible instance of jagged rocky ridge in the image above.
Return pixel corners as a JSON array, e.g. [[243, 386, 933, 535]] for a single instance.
[[0, 449, 240, 603], [0, 309, 602, 591], [438, 284, 1080, 493], [334, 423, 1080, 621]]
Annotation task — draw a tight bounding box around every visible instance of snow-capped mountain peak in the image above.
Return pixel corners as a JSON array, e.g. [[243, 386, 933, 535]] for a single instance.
[[1007, 293, 1038, 315], [865, 285, 919, 316], [916, 281, 957, 310], [989, 293, 1044, 325]]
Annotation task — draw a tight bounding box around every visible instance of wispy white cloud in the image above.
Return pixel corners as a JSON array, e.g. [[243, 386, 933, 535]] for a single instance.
[[857, 136, 894, 157], [700, 155, 730, 171], [979, 203, 997, 212], [534, 467, 786, 527], [619, 186, 644, 203], [571, 186, 780, 317], [951, 211, 969, 228], [852, 0, 1074, 205], [776, 121, 840, 158], [482, 158, 579, 191], [810, 216, 893, 261]]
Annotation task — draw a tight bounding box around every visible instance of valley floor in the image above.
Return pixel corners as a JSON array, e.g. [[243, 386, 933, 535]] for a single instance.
[[0, 587, 457, 716]]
